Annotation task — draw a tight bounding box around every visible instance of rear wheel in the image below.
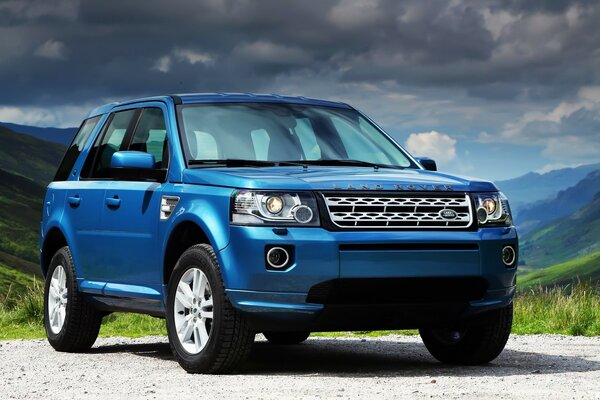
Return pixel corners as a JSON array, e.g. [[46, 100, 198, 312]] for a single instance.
[[166, 244, 255, 374], [263, 331, 311, 345], [419, 303, 513, 365], [44, 246, 102, 352]]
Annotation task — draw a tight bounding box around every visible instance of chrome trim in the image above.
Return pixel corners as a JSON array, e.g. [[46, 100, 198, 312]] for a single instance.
[[266, 247, 290, 269], [160, 195, 180, 220], [322, 193, 473, 229]]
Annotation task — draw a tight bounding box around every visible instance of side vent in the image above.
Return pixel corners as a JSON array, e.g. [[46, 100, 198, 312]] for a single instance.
[[160, 196, 180, 220]]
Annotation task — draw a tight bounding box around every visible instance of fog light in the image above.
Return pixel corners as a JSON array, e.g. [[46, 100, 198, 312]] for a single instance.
[[502, 246, 516, 267], [266, 247, 289, 269]]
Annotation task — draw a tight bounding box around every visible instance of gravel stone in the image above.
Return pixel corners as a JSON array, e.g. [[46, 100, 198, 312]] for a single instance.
[[1, 334, 599, 399]]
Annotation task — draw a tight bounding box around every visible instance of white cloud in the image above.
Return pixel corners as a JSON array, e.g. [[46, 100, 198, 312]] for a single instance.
[[173, 48, 213, 65], [0, 104, 93, 127], [479, 85, 600, 166], [405, 131, 457, 163], [328, 0, 384, 30], [542, 135, 600, 160], [234, 41, 309, 64], [34, 39, 67, 60], [152, 48, 214, 73], [481, 9, 519, 40], [152, 55, 172, 73], [535, 162, 585, 174]]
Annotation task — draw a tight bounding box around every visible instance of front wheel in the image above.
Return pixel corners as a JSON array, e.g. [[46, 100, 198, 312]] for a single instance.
[[419, 303, 513, 365], [263, 331, 310, 345], [44, 246, 102, 352], [166, 244, 255, 374]]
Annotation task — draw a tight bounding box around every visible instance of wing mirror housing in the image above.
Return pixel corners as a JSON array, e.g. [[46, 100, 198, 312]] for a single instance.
[[110, 151, 166, 181], [415, 157, 437, 171]]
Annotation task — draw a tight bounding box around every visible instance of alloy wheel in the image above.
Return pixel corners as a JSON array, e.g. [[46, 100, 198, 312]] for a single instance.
[[173, 267, 214, 354]]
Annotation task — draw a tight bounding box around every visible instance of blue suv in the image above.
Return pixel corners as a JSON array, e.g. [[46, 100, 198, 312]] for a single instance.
[[41, 94, 518, 373]]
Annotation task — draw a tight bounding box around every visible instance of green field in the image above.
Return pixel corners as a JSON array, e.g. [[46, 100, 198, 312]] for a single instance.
[[518, 252, 600, 289], [520, 195, 600, 268]]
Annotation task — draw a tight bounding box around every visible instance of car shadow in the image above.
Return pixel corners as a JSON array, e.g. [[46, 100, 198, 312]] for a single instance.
[[89, 337, 600, 377]]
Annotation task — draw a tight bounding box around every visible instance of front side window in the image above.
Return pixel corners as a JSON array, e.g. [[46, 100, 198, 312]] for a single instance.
[[177, 103, 414, 168], [54, 116, 101, 181], [82, 109, 138, 178], [129, 108, 169, 168]]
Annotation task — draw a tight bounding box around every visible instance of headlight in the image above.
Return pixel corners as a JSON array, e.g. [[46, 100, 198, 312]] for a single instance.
[[472, 192, 513, 227], [231, 190, 320, 226]]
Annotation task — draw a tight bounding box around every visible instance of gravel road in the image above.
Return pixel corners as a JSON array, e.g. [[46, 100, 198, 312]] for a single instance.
[[2, 334, 599, 399]]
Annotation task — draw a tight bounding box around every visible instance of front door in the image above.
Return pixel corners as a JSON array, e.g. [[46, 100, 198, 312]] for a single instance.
[[100, 106, 169, 298]]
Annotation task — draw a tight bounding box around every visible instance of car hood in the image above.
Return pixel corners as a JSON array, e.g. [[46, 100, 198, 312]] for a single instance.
[[182, 166, 497, 192]]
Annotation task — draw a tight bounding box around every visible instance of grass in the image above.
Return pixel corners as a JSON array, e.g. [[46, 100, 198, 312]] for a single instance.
[[1, 280, 598, 340], [513, 282, 600, 336]]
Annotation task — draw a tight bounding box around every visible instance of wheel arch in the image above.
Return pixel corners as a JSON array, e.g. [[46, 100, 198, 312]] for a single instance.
[[41, 227, 68, 277], [163, 219, 220, 286]]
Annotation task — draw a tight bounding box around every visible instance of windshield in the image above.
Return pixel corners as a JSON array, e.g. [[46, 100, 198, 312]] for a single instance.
[[176, 103, 416, 168]]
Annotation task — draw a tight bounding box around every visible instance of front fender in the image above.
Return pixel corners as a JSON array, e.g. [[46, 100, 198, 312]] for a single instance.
[[159, 184, 233, 254]]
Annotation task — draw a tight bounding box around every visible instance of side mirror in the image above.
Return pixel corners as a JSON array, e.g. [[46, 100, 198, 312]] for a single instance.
[[416, 157, 437, 171], [111, 151, 155, 169], [110, 151, 166, 181]]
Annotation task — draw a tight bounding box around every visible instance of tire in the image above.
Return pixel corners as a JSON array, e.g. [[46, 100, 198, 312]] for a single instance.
[[419, 303, 513, 365], [166, 244, 255, 374], [44, 246, 102, 352], [263, 331, 310, 345]]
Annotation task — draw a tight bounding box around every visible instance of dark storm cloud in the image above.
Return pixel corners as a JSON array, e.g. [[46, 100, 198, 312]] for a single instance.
[[1, 0, 598, 108], [0, 0, 600, 105]]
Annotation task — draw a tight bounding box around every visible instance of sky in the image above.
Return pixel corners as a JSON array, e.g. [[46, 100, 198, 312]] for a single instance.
[[1, 0, 599, 180]]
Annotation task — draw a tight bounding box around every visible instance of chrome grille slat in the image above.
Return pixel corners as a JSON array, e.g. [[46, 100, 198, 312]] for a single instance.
[[323, 193, 473, 229]]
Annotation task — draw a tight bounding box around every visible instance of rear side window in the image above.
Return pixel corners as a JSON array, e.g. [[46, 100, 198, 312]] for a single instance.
[[82, 109, 138, 178], [53, 116, 101, 181], [129, 108, 169, 168]]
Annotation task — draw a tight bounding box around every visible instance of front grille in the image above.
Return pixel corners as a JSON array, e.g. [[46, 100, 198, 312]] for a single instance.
[[322, 192, 473, 229]]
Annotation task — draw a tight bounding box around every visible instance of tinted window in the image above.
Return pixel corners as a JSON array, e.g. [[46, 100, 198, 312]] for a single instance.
[[53, 116, 101, 181], [83, 109, 138, 178], [177, 103, 413, 168], [129, 108, 168, 168]]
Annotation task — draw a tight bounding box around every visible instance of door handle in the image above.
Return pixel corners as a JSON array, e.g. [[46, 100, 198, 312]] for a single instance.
[[67, 196, 81, 208], [105, 196, 121, 209]]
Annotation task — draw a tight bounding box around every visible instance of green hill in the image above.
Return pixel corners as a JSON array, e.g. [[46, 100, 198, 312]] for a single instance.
[[520, 194, 600, 268], [0, 259, 36, 301], [0, 127, 64, 277], [0, 168, 46, 265], [0, 125, 65, 184], [515, 170, 600, 234], [519, 252, 600, 289]]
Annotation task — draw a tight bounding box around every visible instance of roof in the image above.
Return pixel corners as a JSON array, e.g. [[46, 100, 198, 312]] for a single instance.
[[86, 93, 351, 118]]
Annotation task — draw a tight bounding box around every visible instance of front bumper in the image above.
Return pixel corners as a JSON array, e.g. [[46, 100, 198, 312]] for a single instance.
[[219, 226, 518, 331]]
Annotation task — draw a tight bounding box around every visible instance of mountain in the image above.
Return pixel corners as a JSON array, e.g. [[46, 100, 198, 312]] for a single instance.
[[520, 193, 600, 268], [515, 169, 600, 234], [0, 122, 76, 145], [0, 125, 66, 184], [518, 252, 600, 289], [495, 163, 600, 213]]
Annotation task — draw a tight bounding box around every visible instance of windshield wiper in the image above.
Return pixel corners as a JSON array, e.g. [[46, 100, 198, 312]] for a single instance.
[[188, 159, 308, 168], [282, 159, 401, 169]]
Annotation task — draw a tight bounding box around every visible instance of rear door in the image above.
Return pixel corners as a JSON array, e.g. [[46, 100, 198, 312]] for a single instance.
[[70, 108, 140, 288]]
